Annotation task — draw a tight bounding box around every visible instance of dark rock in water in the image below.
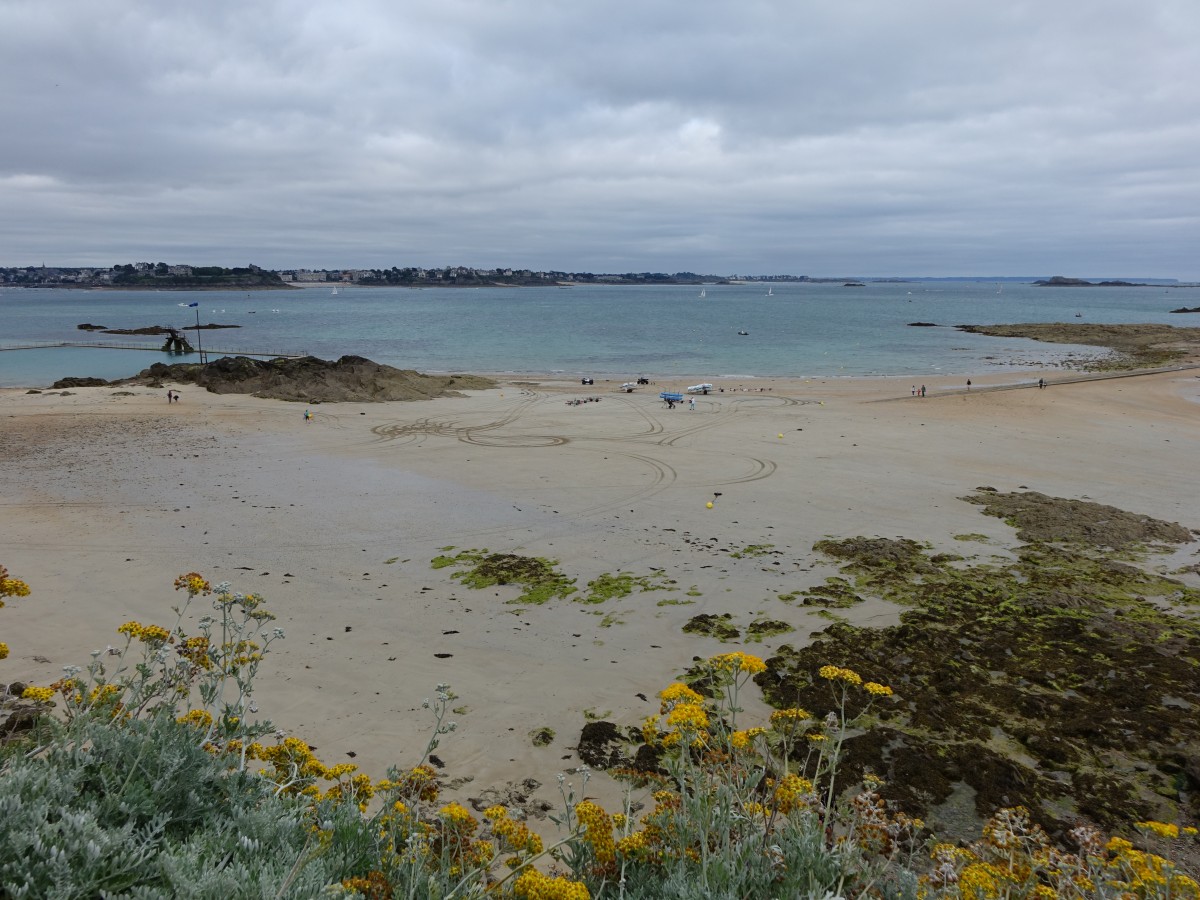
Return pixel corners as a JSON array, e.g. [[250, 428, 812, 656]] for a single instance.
[[51, 376, 110, 388], [1169, 306, 1200, 313], [907, 322, 939, 327], [843, 282, 866, 287], [123, 355, 495, 403], [76, 323, 106, 331], [101, 326, 177, 335]]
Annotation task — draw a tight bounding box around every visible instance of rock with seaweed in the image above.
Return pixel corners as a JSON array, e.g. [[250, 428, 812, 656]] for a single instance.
[[955, 323, 1200, 370], [119, 355, 495, 402], [754, 491, 1200, 843]]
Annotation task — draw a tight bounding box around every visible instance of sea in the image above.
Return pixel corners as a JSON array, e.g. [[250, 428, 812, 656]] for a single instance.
[[1, 281, 1197, 388]]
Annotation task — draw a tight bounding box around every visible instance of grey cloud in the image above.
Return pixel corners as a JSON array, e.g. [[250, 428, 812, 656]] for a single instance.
[[1, 0, 1197, 276]]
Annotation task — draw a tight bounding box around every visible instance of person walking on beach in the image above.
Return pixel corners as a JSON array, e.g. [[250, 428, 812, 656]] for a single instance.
[[1038, 378, 1045, 389], [966, 379, 972, 390], [920, 385, 926, 397], [166, 390, 172, 403], [689, 397, 696, 411], [911, 385, 916, 396], [304, 408, 312, 423]]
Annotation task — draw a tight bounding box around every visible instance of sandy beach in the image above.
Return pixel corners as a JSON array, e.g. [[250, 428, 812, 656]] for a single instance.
[[3, 367, 1199, 821]]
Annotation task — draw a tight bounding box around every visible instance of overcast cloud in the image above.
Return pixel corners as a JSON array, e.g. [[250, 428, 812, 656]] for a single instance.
[[2, 0, 1197, 276]]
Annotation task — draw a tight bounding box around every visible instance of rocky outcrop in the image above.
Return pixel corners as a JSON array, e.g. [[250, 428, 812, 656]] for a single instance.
[[126, 355, 495, 402], [1033, 276, 1147, 287], [51, 377, 109, 388]]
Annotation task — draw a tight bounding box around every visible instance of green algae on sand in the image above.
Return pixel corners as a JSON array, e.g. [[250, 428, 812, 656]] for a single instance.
[[430, 549, 576, 604], [753, 492, 1200, 842]]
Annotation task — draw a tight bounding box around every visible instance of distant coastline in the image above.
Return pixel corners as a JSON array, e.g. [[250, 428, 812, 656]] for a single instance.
[[4, 262, 1189, 291]]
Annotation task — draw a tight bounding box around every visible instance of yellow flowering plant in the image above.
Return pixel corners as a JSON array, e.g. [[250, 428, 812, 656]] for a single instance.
[[34, 574, 286, 770], [0, 562, 31, 665]]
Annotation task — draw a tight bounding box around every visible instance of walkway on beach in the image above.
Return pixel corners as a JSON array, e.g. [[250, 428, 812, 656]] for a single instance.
[[0, 340, 306, 359], [877, 362, 1200, 402]]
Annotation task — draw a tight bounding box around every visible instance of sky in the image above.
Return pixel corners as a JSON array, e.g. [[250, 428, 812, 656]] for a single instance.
[[2, 1, 1198, 278]]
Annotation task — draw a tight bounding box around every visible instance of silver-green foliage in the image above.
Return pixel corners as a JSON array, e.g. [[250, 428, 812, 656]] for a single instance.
[[0, 710, 372, 898]]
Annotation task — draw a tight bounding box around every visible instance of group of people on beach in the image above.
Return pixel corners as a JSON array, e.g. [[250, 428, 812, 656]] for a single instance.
[[910, 385, 927, 397]]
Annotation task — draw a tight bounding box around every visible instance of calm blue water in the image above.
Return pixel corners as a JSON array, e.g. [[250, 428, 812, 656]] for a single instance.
[[1, 282, 1196, 387]]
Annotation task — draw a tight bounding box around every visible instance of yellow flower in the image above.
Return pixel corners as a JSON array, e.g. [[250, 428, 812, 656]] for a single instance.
[[0, 565, 31, 599], [177, 709, 214, 729], [769, 707, 812, 728], [864, 681, 893, 696], [659, 682, 703, 712], [0, 642, 8, 660], [616, 831, 649, 855], [439, 802, 476, 829], [22, 685, 55, 703], [576, 800, 616, 870], [513, 869, 591, 900], [666, 703, 709, 730], [173, 572, 212, 595], [1136, 820, 1180, 840], [117, 621, 143, 639], [709, 651, 767, 674], [730, 727, 766, 751], [771, 773, 814, 814], [138, 624, 171, 644], [818, 664, 863, 685]]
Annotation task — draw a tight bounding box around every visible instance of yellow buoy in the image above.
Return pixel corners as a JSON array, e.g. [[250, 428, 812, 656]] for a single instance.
[[777, 433, 783, 439], [706, 501, 714, 509]]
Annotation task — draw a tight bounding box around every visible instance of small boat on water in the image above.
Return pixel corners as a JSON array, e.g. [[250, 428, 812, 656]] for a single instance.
[[699, 288, 706, 298], [737, 330, 749, 336], [331, 286, 339, 296], [766, 287, 773, 296]]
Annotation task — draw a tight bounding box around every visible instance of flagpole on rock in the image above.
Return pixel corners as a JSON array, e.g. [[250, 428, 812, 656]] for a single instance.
[[191, 303, 207, 364]]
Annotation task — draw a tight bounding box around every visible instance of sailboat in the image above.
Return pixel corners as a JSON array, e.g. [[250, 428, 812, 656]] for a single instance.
[[699, 288, 706, 298], [331, 286, 339, 296], [766, 287, 773, 296]]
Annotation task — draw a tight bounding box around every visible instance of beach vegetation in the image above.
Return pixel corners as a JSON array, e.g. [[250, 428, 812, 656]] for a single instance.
[[952, 533, 992, 543], [962, 489, 1193, 551], [957, 322, 1200, 370], [801, 576, 864, 608], [3, 566, 1199, 897], [431, 549, 577, 604], [579, 571, 675, 604], [744, 618, 795, 642], [656, 596, 695, 606], [754, 495, 1200, 840], [0, 563, 32, 667], [728, 543, 777, 559], [528, 727, 556, 747], [681, 613, 741, 642]]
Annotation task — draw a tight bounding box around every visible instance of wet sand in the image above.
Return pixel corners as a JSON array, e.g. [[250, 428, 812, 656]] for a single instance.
[[3, 369, 1199, 816]]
